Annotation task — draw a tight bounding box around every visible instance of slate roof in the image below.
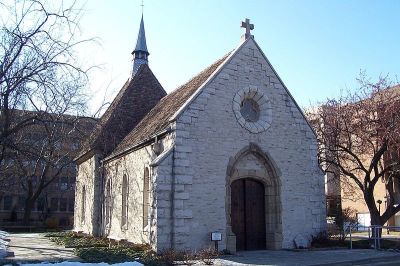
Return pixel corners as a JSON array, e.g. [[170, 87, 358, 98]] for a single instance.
[[111, 53, 230, 156], [78, 64, 166, 160]]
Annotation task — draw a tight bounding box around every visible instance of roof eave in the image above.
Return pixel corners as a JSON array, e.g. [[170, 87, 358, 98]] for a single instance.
[[103, 127, 172, 163]]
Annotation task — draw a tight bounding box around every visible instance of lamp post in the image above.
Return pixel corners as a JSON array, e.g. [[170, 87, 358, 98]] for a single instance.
[[377, 200, 382, 215]]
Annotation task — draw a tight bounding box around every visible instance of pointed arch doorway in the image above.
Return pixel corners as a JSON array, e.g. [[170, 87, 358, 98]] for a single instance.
[[226, 143, 282, 252], [231, 178, 266, 250]]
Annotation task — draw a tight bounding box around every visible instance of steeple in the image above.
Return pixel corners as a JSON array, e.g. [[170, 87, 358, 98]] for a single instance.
[[132, 15, 149, 76]]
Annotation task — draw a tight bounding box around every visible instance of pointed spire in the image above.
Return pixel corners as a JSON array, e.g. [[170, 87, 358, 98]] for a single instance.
[[134, 15, 148, 53], [132, 15, 149, 76]]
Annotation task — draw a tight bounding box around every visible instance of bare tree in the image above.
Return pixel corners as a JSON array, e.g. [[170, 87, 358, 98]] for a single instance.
[[0, 0, 91, 159], [2, 111, 95, 224], [308, 74, 400, 232], [0, 0, 96, 224]]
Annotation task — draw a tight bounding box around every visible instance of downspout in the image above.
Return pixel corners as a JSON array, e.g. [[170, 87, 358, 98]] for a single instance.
[[99, 159, 105, 237], [170, 146, 176, 249]]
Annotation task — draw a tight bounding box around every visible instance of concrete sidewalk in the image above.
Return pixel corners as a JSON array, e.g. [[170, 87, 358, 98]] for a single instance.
[[215, 249, 400, 266], [3, 233, 80, 264], [3, 233, 400, 265]]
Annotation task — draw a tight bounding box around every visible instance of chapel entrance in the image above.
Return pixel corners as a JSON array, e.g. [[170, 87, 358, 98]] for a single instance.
[[231, 178, 266, 250]]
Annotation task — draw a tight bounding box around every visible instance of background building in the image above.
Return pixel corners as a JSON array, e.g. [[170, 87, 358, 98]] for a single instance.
[[0, 110, 96, 229], [310, 85, 400, 230]]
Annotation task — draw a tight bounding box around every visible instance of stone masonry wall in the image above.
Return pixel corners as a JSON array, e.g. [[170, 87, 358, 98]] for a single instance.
[[102, 134, 175, 251], [74, 155, 99, 235], [166, 38, 326, 250]]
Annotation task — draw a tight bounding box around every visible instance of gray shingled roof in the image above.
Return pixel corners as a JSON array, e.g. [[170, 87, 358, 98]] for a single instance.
[[78, 64, 166, 160], [112, 53, 230, 156]]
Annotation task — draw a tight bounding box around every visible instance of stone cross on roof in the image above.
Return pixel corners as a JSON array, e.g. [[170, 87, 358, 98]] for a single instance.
[[241, 18, 254, 39]]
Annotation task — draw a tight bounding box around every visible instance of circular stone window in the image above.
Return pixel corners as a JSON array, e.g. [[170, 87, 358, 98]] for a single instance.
[[233, 85, 272, 133], [240, 98, 260, 122]]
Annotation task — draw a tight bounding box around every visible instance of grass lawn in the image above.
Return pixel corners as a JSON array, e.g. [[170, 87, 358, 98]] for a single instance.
[[45, 231, 155, 264], [45, 231, 218, 265], [352, 231, 400, 236], [348, 238, 400, 249]]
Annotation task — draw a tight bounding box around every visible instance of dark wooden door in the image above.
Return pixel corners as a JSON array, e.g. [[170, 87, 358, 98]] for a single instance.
[[231, 179, 266, 250]]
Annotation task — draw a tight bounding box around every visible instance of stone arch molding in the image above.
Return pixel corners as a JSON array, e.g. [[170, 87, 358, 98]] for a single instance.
[[225, 143, 282, 252], [232, 85, 272, 133]]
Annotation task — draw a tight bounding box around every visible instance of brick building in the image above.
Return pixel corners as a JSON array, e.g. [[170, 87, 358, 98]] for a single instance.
[[324, 85, 400, 228], [0, 110, 96, 228]]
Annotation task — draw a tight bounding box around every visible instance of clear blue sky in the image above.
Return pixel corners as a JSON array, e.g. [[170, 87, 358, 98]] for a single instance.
[[77, 0, 400, 114]]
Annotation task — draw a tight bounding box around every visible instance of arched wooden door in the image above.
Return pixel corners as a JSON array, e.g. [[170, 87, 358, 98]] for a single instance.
[[231, 178, 266, 250]]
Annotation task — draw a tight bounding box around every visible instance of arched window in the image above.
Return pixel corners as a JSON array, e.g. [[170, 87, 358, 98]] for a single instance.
[[143, 167, 150, 228], [81, 186, 86, 224], [105, 179, 111, 226], [121, 174, 128, 228]]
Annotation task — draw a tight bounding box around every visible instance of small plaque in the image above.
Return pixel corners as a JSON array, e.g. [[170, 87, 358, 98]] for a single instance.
[[211, 232, 222, 241]]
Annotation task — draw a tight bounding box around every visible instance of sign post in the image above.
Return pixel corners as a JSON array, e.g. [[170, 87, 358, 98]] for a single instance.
[[211, 232, 222, 252]]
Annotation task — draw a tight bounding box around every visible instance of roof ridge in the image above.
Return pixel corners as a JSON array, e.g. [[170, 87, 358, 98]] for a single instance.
[[167, 51, 233, 96], [108, 51, 232, 159], [77, 64, 166, 160]]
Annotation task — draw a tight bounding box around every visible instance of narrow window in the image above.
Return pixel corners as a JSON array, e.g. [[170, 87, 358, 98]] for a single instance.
[[105, 179, 111, 226], [143, 167, 150, 228], [3, 195, 13, 211], [121, 174, 128, 228], [81, 186, 86, 224]]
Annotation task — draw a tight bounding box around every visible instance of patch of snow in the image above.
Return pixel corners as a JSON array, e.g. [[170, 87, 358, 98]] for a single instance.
[[293, 234, 309, 249], [0, 230, 9, 259], [20, 262, 144, 266]]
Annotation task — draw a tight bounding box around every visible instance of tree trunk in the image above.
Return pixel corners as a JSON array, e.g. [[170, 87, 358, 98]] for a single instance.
[[23, 198, 35, 225], [370, 213, 383, 240]]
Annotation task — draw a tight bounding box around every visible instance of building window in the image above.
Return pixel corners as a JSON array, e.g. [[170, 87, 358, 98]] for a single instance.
[[59, 198, 67, 212], [50, 198, 59, 212], [143, 167, 150, 228], [81, 186, 86, 224], [17, 196, 25, 211], [105, 179, 112, 226], [60, 177, 68, 191], [3, 195, 13, 211], [121, 174, 128, 228], [37, 197, 46, 211], [68, 198, 75, 212], [70, 176, 76, 190]]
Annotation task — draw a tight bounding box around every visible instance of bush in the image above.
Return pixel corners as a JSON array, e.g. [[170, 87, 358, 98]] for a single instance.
[[44, 231, 68, 238], [181, 250, 196, 266], [47, 232, 221, 265], [334, 207, 358, 241], [197, 247, 218, 265], [45, 217, 59, 229], [75, 247, 144, 264], [311, 231, 349, 248], [157, 249, 180, 266]]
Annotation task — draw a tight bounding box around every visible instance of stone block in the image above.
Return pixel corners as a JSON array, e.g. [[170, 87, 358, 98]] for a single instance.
[[175, 210, 193, 219], [174, 192, 189, 200]]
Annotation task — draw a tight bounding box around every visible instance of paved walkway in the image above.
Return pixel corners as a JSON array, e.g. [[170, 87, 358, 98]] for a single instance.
[[215, 249, 400, 266], [3, 233, 400, 265], [3, 233, 80, 264]]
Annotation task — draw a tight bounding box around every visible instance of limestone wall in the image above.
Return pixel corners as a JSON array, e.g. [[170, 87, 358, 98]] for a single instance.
[[102, 134, 175, 251], [74, 154, 101, 235], [165, 38, 326, 251]]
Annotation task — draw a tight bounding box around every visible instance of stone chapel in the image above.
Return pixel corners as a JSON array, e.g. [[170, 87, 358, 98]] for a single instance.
[[74, 16, 326, 253]]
